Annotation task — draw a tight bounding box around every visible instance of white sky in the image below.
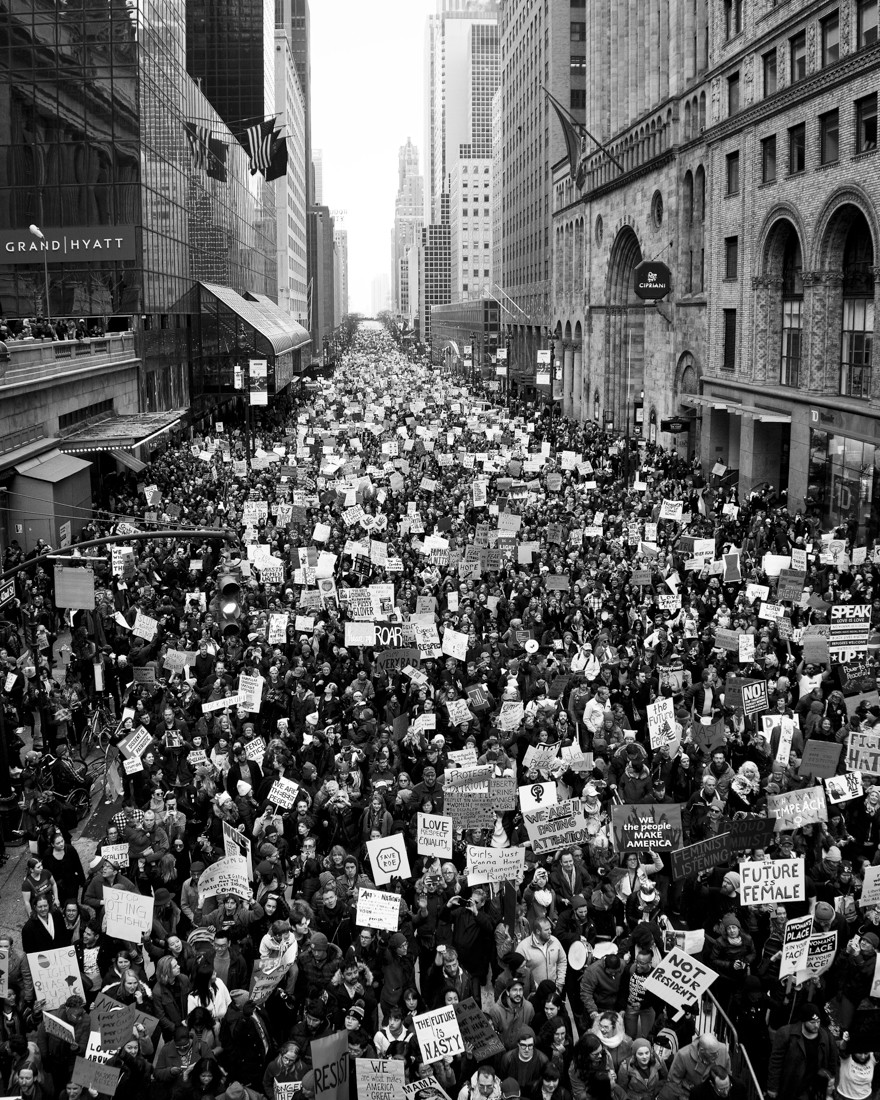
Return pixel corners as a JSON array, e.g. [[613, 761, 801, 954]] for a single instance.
[[310, 0, 434, 315]]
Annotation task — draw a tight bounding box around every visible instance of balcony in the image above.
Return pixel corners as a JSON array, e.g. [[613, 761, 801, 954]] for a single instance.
[[0, 332, 138, 392]]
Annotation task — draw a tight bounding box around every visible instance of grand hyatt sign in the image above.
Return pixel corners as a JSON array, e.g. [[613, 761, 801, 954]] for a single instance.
[[0, 226, 136, 263]]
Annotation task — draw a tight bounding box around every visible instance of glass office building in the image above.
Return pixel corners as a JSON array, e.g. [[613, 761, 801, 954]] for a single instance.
[[0, 0, 277, 414]]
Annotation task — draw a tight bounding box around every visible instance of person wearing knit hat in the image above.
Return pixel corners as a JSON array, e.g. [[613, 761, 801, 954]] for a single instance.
[[721, 872, 741, 895], [500, 1080, 521, 1100], [814, 901, 835, 924]]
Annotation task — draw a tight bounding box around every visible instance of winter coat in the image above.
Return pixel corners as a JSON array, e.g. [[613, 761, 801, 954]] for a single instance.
[[487, 990, 535, 1049], [767, 1023, 839, 1100], [660, 1038, 731, 1100], [516, 932, 568, 989], [580, 958, 624, 1017], [618, 1054, 668, 1100]]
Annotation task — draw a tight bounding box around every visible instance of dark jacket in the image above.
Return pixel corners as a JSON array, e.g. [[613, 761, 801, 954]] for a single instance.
[[21, 910, 73, 954], [152, 974, 192, 1038], [767, 1023, 839, 1100]]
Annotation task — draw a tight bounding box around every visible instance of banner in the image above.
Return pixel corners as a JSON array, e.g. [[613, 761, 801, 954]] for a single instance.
[[412, 1005, 464, 1064], [642, 947, 718, 1015], [766, 787, 827, 830], [522, 798, 589, 855], [417, 814, 453, 858], [610, 803, 683, 851], [355, 888, 401, 932], [778, 915, 814, 978], [727, 816, 778, 854], [366, 834, 411, 886], [465, 846, 525, 885], [105, 886, 154, 942], [312, 1031, 350, 1100], [738, 858, 805, 905], [354, 1059, 406, 1100], [830, 603, 871, 660], [28, 945, 85, 1006], [197, 856, 250, 899]]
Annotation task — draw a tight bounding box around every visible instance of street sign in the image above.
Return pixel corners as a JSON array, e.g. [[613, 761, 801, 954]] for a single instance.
[[0, 581, 14, 609]]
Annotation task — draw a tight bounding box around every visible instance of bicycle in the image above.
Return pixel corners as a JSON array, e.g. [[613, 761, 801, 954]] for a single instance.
[[30, 753, 94, 823], [78, 699, 115, 764]]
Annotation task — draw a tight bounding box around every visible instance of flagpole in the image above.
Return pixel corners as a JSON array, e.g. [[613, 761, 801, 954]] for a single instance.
[[541, 86, 625, 174]]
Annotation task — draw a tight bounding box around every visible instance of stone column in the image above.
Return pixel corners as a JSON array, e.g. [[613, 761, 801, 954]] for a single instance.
[[563, 340, 574, 418], [573, 343, 584, 421], [805, 270, 844, 395], [751, 275, 781, 387]]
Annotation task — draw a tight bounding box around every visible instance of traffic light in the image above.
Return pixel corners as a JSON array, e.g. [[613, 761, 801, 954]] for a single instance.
[[210, 571, 244, 636]]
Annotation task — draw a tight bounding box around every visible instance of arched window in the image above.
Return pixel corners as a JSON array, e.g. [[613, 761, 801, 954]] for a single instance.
[[781, 234, 804, 386], [840, 211, 875, 398]]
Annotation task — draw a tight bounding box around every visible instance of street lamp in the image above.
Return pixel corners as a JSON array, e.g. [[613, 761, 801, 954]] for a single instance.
[[28, 225, 51, 326], [546, 328, 556, 422]]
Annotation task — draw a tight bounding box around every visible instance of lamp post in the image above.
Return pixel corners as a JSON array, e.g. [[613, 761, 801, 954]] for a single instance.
[[546, 328, 556, 423], [28, 225, 51, 326]]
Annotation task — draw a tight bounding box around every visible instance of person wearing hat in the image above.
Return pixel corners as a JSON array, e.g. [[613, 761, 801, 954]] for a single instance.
[[143, 887, 182, 961], [298, 930, 343, 990], [618, 1037, 670, 1100], [704, 915, 755, 1003], [379, 931, 415, 1020], [488, 974, 535, 1050], [765, 1003, 838, 1100], [221, 997, 278, 1092], [180, 861, 215, 932]]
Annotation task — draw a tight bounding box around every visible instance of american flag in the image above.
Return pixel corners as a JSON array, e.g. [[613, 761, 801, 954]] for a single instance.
[[245, 120, 277, 174], [184, 122, 210, 171]]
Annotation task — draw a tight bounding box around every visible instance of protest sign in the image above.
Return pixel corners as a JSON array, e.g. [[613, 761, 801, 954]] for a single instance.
[[417, 814, 453, 858], [727, 816, 777, 854], [355, 1060, 406, 1100], [453, 998, 505, 1060], [441, 628, 468, 662], [355, 888, 401, 932], [861, 865, 880, 908], [28, 945, 85, 1006], [0, 945, 9, 999], [670, 834, 732, 881], [826, 771, 865, 804], [412, 1005, 464, 1063], [830, 604, 871, 661], [202, 694, 242, 714], [465, 846, 526, 885], [522, 744, 560, 772], [642, 947, 718, 1015], [269, 777, 301, 809], [100, 843, 130, 868], [766, 786, 828, 830], [799, 741, 842, 779], [490, 775, 517, 809], [847, 732, 880, 776], [118, 725, 152, 760], [366, 833, 411, 886], [443, 787, 494, 830], [779, 915, 814, 978], [742, 679, 769, 716], [276, 1084, 305, 1100], [518, 782, 557, 812], [43, 1010, 76, 1042], [97, 1000, 137, 1050], [91, 992, 160, 1039], [522, 798, 589, 855], [610, 803, 683, 851], [132, 610, 158, 641], [223, 820, 254, 880], [72, 1057, 122, 1096], [196, 856, 250, 899], [796, 932, 837, 984], [402, 1079, 451, 1100], [648, 697, 676, 750], [105, 887, 154, 942], [238, 673, 264, 713], [312, 1031, 350, 1100], [739, 858, 805, 905]]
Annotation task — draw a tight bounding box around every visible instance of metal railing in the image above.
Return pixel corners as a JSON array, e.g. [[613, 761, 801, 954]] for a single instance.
[[0, 333, 135, 390], [698, 991, 765, 1100]]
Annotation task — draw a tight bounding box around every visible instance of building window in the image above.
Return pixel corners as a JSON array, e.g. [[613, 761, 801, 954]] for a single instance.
[[762, 134, 777, 182], [857, 93, 878, 151], [723, 310, 737, 370], [726, 150, 740, 193], [725, 236, 739, 279], [724, 0, 743, 38], [763, 49, 778, 96], [858, 0, 879, 46], [841, 299, 874, 396], [728, 72, 740, 114], [789, 123, 806, 173], [570, 21, 586, 41], [570, 0, 586, 6], [790, 31, 807, 82], [820, 109, 840, 164], [822, 11, 840, 66], [570, 55, 586, 76], [780, 300, 803, 386], [571, 89, 586, 110]]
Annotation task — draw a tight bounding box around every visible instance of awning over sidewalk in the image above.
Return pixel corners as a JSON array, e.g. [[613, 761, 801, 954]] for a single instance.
[[243, 292, 311, 353], [683, 395, 790, 423], [14, 450, 92, 482], [110, 448, 148, 473], [200, 283, 306, 357], [59, 410, 188, 452]]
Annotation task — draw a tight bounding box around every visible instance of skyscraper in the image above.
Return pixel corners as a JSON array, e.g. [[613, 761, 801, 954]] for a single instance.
[[313, 148, 324, 204], [391, 139, 424, 319], [274, 23, 308, 324], [289, 0, 313, 202], [334, 228, 349, 322]]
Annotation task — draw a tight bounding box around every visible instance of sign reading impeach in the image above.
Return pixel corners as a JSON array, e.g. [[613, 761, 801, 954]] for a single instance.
[[0, 226, 137, 263]]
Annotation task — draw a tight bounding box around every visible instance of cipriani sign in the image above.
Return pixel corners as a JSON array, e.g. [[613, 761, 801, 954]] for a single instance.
[[633, 260, 671, 301], [0, 226, 136, 263]]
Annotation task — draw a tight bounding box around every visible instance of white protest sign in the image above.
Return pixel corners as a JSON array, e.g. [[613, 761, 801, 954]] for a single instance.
[[826, 771, 864, 804], [355, 888, 401, 932], [100, 844, 130, 869], [643, 947, 717, 1016], [441, 628, 469, 662], [518, 782, 557, 812], [648, 697, 676, 750], [417, 814, 453, 858], [132, 610, 158, 641], [738, 858, 805, 906], [778, 914, 814, 978], [28, 945, 86, 1006], [411, 1005, 464, 1063], [795, 932, 837, 985], [238, 673, 264, 713], [465, 846, 526, 885], [196, 856, 250, 899], [355, 1060, 406, 1100], [860, 863, 880, 908], [366, 833, 411, 886], [269, 777, 300, 809], [104, 886, 154, 943]]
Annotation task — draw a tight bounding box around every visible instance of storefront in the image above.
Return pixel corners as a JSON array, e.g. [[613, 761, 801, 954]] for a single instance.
[[808, 405, 880, 542]]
